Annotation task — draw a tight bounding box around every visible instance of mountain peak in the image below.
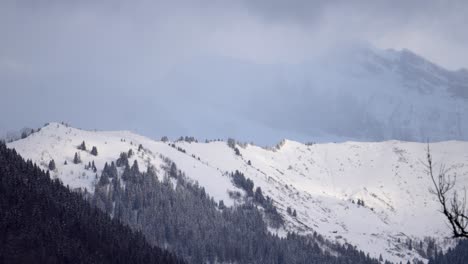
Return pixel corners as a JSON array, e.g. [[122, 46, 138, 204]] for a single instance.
[[8, 124, 468, 262]]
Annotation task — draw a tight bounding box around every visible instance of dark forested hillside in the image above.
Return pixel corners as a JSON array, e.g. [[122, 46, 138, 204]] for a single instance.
[[0, 143, 184, 264], [92, 155, 383, 264], [429, 240, 468, 264]]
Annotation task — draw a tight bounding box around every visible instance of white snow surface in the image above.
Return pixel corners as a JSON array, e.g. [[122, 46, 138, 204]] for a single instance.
[[8, 123, 468, 263]]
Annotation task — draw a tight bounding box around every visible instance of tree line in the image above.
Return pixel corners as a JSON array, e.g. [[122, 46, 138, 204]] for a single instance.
[[90, 152, 383, 264], [0, 142, 184, 264]]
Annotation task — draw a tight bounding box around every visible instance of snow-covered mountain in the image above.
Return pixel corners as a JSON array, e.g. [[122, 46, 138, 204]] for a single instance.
[[3, 46, 467, 145], [8, 123, 468, 262], [148, 46, 468, 143]]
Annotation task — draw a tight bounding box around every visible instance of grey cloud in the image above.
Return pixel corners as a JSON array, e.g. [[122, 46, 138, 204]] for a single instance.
[[2, 0, 468, 68], [1, 0, 467, 144]]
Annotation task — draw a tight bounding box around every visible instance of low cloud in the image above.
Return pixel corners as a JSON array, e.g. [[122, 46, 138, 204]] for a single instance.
[[1, 0, 467, 143]]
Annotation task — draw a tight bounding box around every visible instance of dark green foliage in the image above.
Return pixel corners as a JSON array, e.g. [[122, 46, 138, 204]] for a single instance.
[[263, 195, 284, 228], [98, 163, 116, 186], [21, 131, 28, 139], [91, 146, 98, 156], [121, 164, 132, 182], [99, 172, 110, 186], [131, 160, 140, 174], [357, 199, 365, 207], [92, 161, 97, 172], [175, 136, 197, 143], [184, 136, 197, 143], [73, 152, 81, 164], [234, 147, 241, 156], [169, 143, 187, 153], [92, 158, 381, 264], [425, 238, 437, 259], [85, 161, 98, 173], [48, 159, 56, 171], [116, 152, 129, 167], [231, 170, 254, 196], [231, 171, 283, 227], [254, 187, 265, 204], [128, 148, 134, 158], [78, 141, 87, 151], [227, 138, 241, 156], [0, 143, 184, 264], [429, 240, 468, 264], [169, 162, 178, 178], [121, 160, 141, 183], [218, 200, 226, 210], [104, 162, 118, 178], [20, 128, 34, 139], [286, 207, 297, 217], [177, 147, 186, 153], [227, 138, 236, 149]]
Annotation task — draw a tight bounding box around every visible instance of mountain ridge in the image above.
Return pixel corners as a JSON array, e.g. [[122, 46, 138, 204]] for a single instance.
[[0, 141, 185, 264], [7, 122, 468, 263], [3, 46, 468, 145]]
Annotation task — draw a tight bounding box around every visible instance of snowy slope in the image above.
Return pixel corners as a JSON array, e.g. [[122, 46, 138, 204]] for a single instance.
[[150, 47, 468, 144], [8, 123, 468, 263]]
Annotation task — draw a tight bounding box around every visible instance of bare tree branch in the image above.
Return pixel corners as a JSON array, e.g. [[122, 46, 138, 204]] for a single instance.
[[426, 144, 468, 238]]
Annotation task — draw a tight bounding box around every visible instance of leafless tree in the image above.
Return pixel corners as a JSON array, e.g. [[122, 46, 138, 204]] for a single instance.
[[425, 144, 468, 238]]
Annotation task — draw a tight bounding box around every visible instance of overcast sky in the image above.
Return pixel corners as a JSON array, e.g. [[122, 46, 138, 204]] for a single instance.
[[1, 0, 467, 144]]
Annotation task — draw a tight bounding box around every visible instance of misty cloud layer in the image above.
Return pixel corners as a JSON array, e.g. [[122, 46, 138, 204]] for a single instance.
[[1, 0, 468, 144]]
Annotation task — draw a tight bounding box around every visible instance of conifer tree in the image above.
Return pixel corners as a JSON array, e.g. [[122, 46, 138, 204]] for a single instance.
[[92, 161, 97, 172], [131, 159, 140, 173], [78, 141, 87, 151], [91, 146, 98, 156], [0, 142, 183, 264], [109, 162, 117, 178], [99, 172, 110, 186], [116, 152, 129, 167], [48, 159, 56, 171], [218, 200, 225, 210], [73, 152, 81, 164], [254, 187, 265, 204], [89, 155, 383, 264], [227, 138, 236, 149]]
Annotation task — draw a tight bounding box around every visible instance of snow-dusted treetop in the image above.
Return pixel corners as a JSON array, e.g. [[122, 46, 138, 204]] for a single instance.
[[7, 123, 468, 262]]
